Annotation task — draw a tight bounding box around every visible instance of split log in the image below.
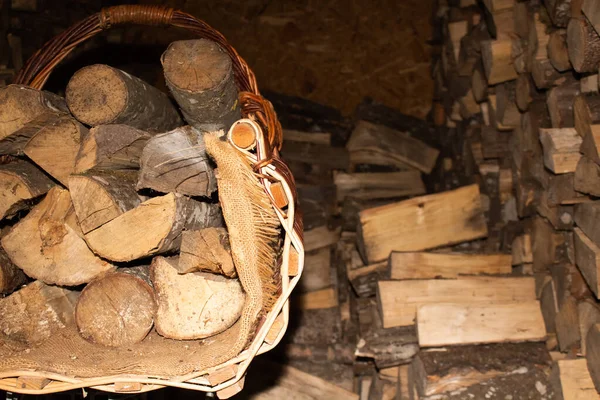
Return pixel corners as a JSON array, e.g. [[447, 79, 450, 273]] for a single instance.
[[574, 202, 600, 246], [333, 171, 425, 201], [0, 241, 26, 294], [481, 38, 518, 84], [532, 216, 571, 272], [282, 141, 349, 175], [581, 125, 600, 165], [357, 184, 488, 263], [297, 287, 338, 310], [346, 120, 439, 173], [178, 227, 235, 278], [75, 270, 156, 347], [416, 301, 546, 346], [555, 294, 581, 352], [356, 325, 419, 369], [574, 94, 600, 139], [545, 0, 573, 27], [515, 73, 542, 112], [536, 194, 575, 230], [539, 128, 582, 174], [552, 263, 591, 306], [347, 261, 388, 298], [0, 84, 67, 153], [567, 17, 600, 73], [0, 281, 78, 347], [578, 300, 600, 355], [540, 278, 559, 334], [0, 160, 54, 220], [0, 111, 63, 155], [582, 0, 600, 36], [161, 39, 240, 132], [573, 227, 600, 298], [22, 115, 87, 187], [581, 73, 599, 93], [412, 343, 552, 398], [75, 124, 152, 172], [389, 251, 511, 279], [304, 225, 341, 252], [551, 359, 597, 400], [1, 187, 114, 286], [547, 172, 589, 205], [531, 59, 568, 89], [547, 77, 581, 128], [495, 81, 519, 127], [547, 30, 571, 73], [574, 156, 600, 196], [481, 126, 510, 159], [586, 323, 600, 392], [84, 193, 222, 262], [137, 126, 216, 197], [512, 234, 533, 265], [68, 170, 141, 234], [151, 256, 245, 340], [471, 65, 488, 102], [66, 64, 182, 132], [377, 277, 535, 328]]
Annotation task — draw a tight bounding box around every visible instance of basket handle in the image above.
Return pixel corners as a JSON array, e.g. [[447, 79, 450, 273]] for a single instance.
[[13, 5, 283, 151]]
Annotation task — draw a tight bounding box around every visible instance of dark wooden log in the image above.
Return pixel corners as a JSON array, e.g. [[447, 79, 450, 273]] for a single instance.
[[66, 64, 183, 132], [161, 40, 241, 132]]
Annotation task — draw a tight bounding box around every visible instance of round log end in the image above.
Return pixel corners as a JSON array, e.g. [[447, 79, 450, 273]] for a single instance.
[[162, 39, 232, 93], [66, 65, 127, 126], [75, 272, 156, 347], [230, 122, 256, 149]]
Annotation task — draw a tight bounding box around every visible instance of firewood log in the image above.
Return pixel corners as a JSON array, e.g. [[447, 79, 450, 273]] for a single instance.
[[357, 185, 487, 263], [66, 64, 183, 132], [471, 65, 489, 102], [555, 294, 581, 352], [0, 111, 63, 155], [573, 227, 600, 299], [579, 300, 600, 355], [75, 269, 156, 347], [546, 76, 581, 128], [548, 29, 572, 71], [413, 343, 552, 398], [377, 277, 535, 328], [1, 187, 114, 286], [0, 160, 54, 220], [333, 171, 425, 201], [346, 120, 439, 173], [567, 17, 600, 73], [84, 193, 222, 262], [545, 0, 573, 27], [137, 125, 216, 197], [574, 156, 600, 196], [0, 241, 26, 295], [586, 323, 600, 392], [0, 280, 78, 346], [574, 94, 600, 138], [178, 227, 235, 278], [481, 38, 518, 85], [151, 256, 245, 340], [161, 39, 241, 132], [68, 170, 141, 234], [581, 73, 599, 93], [75, 124, 152, 172], [531, 59, 567, 90], [551, 359, 597, 400], [23, 115, 87, 187], [582, 0, 600, 36], [0, 84, 67, 154], [495, 80, 519, 127], [539, 128, 582, 174]]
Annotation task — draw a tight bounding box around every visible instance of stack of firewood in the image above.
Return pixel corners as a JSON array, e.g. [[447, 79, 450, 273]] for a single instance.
[[427, 0, 600, 398], [0, 39, 254, 349]]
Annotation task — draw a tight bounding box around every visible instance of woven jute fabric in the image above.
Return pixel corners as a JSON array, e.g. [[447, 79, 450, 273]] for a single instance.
[[0, 132, 281, 379]]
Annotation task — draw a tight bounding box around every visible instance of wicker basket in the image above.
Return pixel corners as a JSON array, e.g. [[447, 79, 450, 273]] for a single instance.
[[1, 5, 304, 398]]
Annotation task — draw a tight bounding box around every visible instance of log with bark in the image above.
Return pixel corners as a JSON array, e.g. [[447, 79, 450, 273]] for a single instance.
[[0, 160, 54, 220], [161, 39, 241, 132], [66, 64, 183, 132]]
